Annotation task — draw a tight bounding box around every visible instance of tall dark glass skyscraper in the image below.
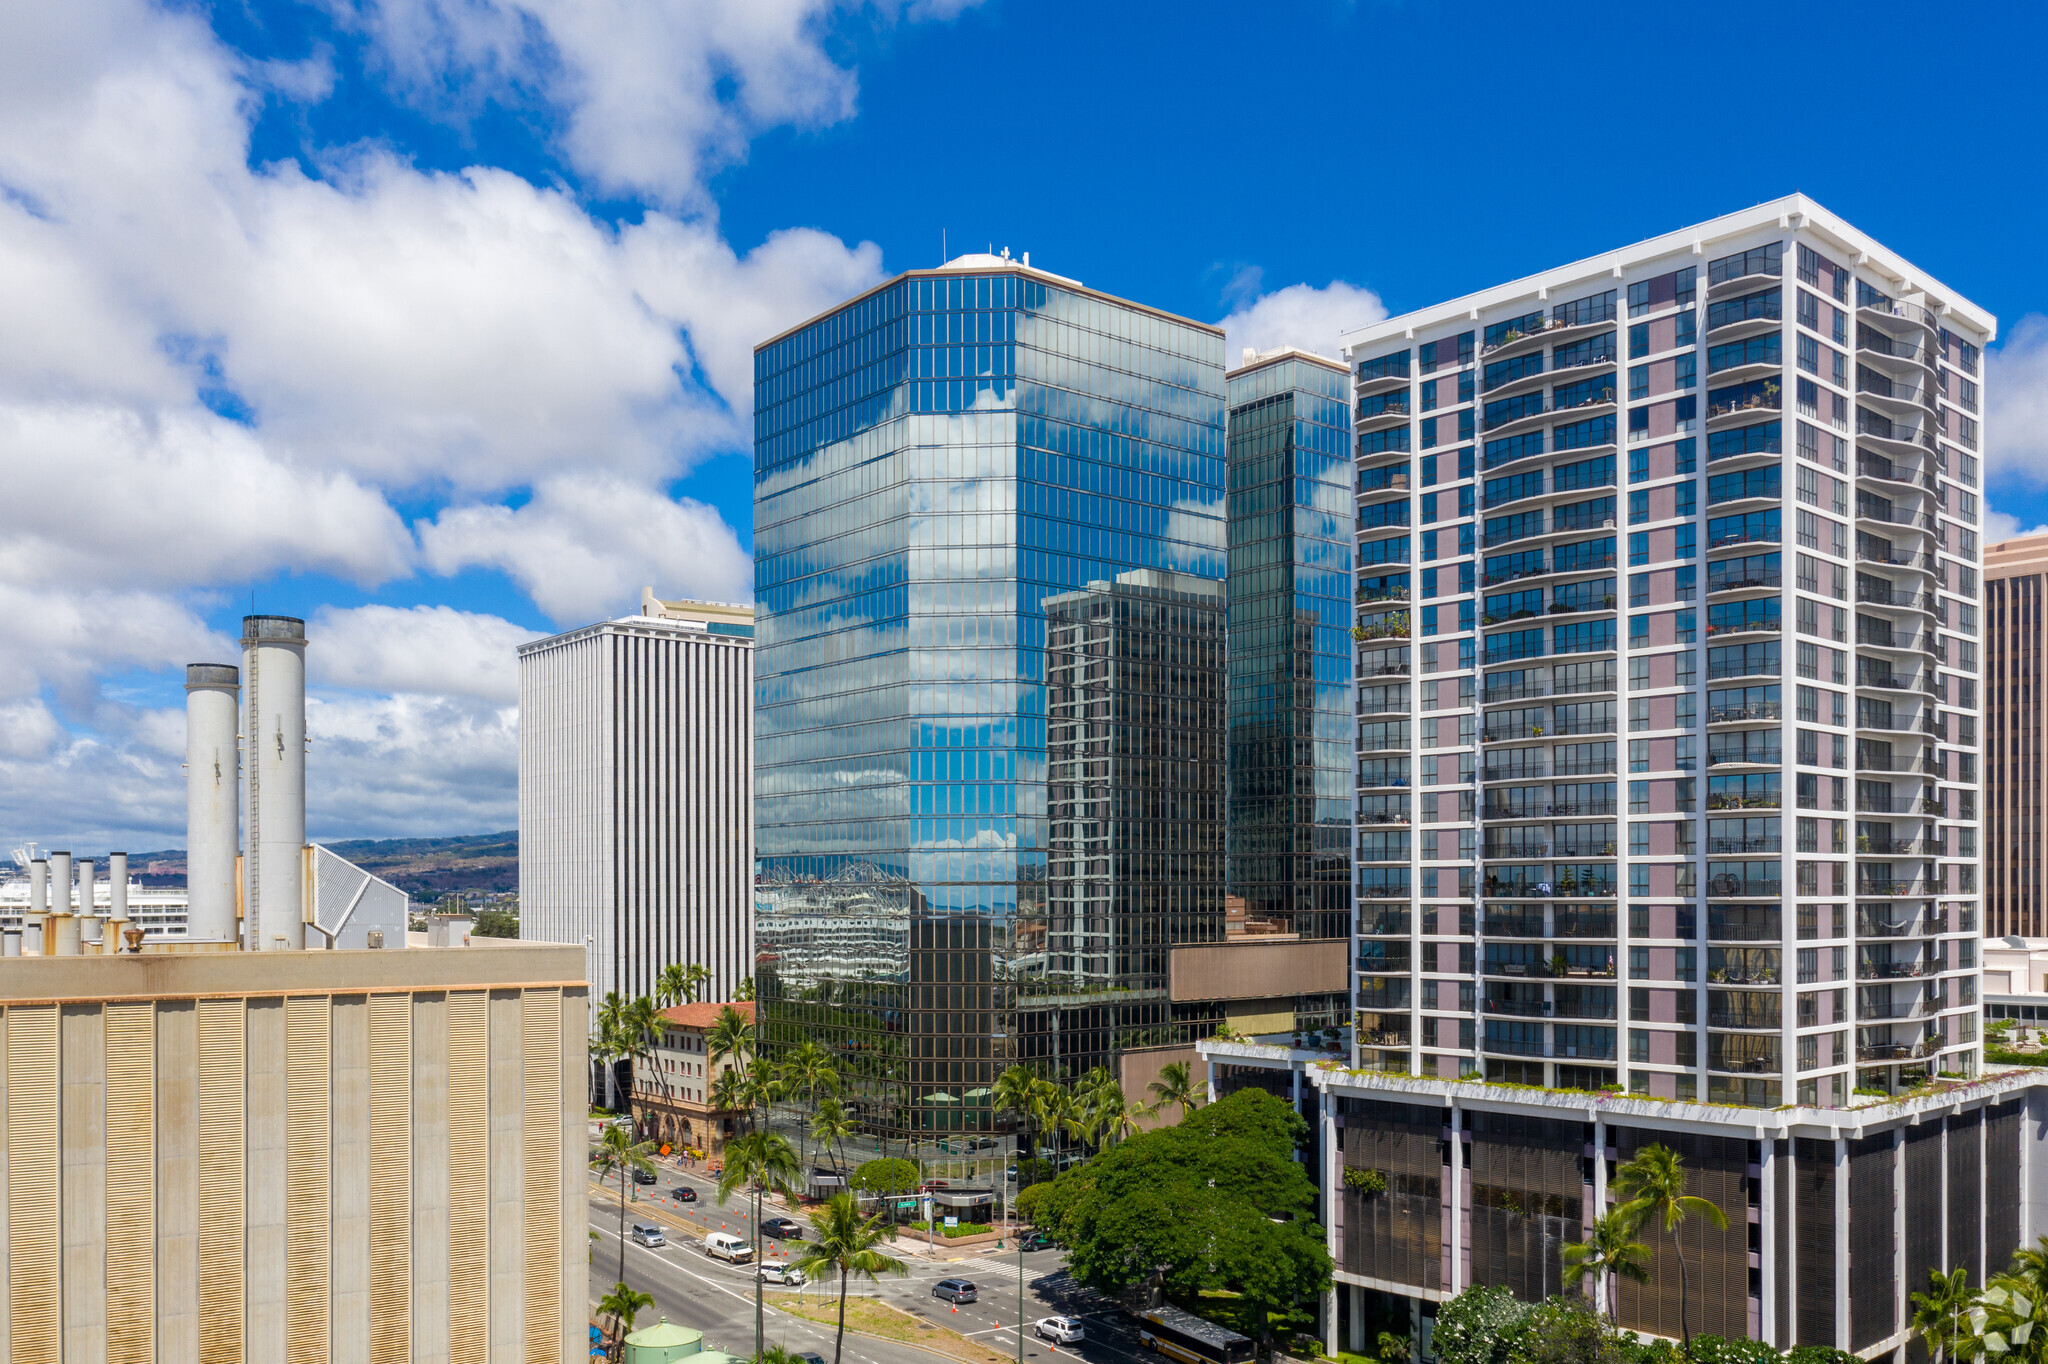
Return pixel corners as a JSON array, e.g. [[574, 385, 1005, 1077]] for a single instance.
[[1226, 349, 1357, 963], [752, 254, 1226, 1139]]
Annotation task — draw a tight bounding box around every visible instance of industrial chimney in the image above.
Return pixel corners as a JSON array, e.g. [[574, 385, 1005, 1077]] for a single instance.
[[241, 616, 306, 951], [184, 663, 241, 942]]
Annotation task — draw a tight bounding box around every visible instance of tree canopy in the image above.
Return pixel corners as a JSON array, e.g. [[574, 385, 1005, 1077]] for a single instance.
[[1031, 1089, 1329, 1340], [851, 1157, 920, 1196]]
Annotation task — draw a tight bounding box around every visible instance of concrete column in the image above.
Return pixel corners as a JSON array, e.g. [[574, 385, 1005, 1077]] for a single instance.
[[1835, 1137, 1850, 1349], [1320, 1087, 1339, 1349], [1893, 1128, 1907, 1346], [1447, 1102, 1465, 1294], [1758, 1139, 1777, 1347]]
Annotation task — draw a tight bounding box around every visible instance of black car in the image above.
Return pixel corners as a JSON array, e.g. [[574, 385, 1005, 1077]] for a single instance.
[[671, 1185, 698, 1202], [1019, 1230, 1056, 1252], [761, 1216, 804, 1240], [933, 1278, 978, 1305], [632, 1168, 658, 1184], [797, 1354, 826, 1364]]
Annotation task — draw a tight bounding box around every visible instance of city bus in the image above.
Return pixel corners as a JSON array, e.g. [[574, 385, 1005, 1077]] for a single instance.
[[1136, 1306, 1254, 1364]]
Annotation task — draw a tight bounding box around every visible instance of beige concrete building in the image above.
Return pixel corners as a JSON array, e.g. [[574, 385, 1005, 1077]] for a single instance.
[[630, 1000, 751, 1159], [1987, 532, 2048, 937], [0, 940, 588, 1363]]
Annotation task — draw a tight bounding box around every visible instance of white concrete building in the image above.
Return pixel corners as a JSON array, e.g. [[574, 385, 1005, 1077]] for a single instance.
[[518, 593, 755, 1004]]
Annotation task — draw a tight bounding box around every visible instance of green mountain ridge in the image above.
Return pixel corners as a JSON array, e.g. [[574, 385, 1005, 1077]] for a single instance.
[[85, 832, 519, 900]]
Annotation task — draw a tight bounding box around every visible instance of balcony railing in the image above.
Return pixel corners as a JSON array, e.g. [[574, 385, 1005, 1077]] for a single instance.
[[1709, 702, 1782, 723], [1707, 837, 1782, 854], [1861, 297, 1941, 330], [1706, 875, 1781, 897]]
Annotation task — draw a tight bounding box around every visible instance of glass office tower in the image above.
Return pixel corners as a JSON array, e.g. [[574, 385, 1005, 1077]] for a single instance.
[[1226, 350, 1356, 960], [753, 254, 1226, 1139]]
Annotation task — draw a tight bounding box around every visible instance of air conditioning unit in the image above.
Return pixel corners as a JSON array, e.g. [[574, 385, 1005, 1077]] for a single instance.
[[1601, 518, 1615, 529]]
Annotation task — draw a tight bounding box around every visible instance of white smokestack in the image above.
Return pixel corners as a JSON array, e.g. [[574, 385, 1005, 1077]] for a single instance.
[[47, 851, 71, 935], [26, 858, 46, 925], [107, 852, 128, 951], [241, 616, 307, 951], [74, 857, 96, 949], [184, 663, 241, 942]]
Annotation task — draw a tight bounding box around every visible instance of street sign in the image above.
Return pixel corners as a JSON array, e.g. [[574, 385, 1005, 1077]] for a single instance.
[[897, 1200, 917, 1210], [944, 1215, 959, 1228]]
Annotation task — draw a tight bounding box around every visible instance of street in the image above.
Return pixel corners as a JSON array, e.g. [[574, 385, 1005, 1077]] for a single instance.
[[588, 1166, 1157, 1364]]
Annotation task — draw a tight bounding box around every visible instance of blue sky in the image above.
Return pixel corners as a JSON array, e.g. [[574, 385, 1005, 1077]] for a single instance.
[[5, 0, 2047, 847]]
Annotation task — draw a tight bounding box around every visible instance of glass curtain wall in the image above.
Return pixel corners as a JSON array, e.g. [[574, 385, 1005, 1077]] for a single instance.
[[753, 265, 1226, 1141], [1226, 354, 1358, 958]]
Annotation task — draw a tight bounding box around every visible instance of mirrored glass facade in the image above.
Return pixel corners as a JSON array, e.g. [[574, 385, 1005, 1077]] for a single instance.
[[753, 262, 1226, 1137], [1225, 352, 1357, 954]]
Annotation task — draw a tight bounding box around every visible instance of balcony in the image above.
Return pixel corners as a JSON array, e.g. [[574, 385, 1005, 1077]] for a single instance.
[[1856, 795, 1943, 816], [1855, 545, 1936, 572], [1857, 408, 1937, 452], [1855, 912, 1924, 938], [1856, 454, 1933, 490], [1856, 368, 1936, 413], [1355, 394, 1412, 429], [1707, 836, 1782, 855], [1707, 567, 1782, 594], [1357, 465, 1411, 498], [1859, 295, 1940, 333], [1857, 1040, 1933, 1063], [1706, 874, 1781, 897], [1857, 878, 1937, 898], [1856, 583, 1933, 611], [1705, 389, 1783, 424], [1709, 701, 1782, 724]]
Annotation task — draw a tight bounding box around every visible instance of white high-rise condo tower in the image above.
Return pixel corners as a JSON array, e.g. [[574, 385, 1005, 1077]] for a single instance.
[[1201, 196, 2038, 1360]]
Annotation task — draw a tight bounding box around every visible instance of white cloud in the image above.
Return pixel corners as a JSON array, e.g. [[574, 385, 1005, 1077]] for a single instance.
[[1217, 279, 1388, 365], [0, 0, 963, 844], [1984, 506, 2048, 548], [309, 604, 541, 703], [419, 476, 752, 624], [331, 0, 984, 208], [1989, 314, 2048, 484], [306, 691, 519, 841]]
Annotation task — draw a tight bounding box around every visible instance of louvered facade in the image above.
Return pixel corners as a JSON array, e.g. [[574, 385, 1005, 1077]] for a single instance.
[[1207, 1039, 2048, 1360], [0, 944, 586, 1361]]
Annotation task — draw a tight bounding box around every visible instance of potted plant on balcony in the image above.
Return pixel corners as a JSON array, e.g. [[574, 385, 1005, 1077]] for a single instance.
[[1531, 724, 1545, 737], [1857, 834, 1871, 853], [1548, 954, 1570, 978]]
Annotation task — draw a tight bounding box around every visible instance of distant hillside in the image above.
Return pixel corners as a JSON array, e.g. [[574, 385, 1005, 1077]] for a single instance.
[[321, 832, 519, 899], [103, 832, 519, 900]]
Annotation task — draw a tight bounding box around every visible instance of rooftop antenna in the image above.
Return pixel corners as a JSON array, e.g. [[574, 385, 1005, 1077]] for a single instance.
[[942, 228, 946, 263]]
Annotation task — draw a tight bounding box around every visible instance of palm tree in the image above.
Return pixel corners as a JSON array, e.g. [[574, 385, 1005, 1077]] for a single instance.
[[792, 1192, 909, 1364], [1093, 1082, 1145, 1147], [1030, 1077, 1070, 1175], [1911, 1266, 1972, 1363], [719, 1128, 803, 1361], [784, 1039, 843, 1175], [1563, 1207, 1652, 1324], [1612, 1143, 1728, 1360], [1145, 1060, 1201, 1120], [594, 991, 630, 1108], [589, 1125, 658, 1281], [658, 962, 712, 1009], [598, 1281, 656, 1359], [708, 1005, 756, 1070], [623, 994, 664, 1128], [811, 1097, 856, 1175]]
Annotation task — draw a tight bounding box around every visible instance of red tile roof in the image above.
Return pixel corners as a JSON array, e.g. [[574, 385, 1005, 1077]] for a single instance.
[[656, 1001, 754, 1030]]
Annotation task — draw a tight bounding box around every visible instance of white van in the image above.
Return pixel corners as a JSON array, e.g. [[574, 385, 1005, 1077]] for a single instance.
[[704, 1231, 755, 1264]]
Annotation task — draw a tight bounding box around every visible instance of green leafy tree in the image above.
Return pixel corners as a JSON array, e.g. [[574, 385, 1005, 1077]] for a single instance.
[[736, 975, 757, 1001], [598, 1281, 656, 1360], [793, 1193, 909, 1364], [1146, 1060, 1201, 1119], [719, 1129, 802, 1360], [1518, 1298, 1629, 1364], [994, 1063, 1041, 1158], [1032, 1089, 1330, 1355], [589, 1126, 657, 1280], [623, 994, 664, 1112], [852, 1157, 921, 1197], [1430, 1285, 1532, 1364], [1612, 1143, 1729, 1361], [1564, 1207, 1653, 1324], [471, 907, 518, 938], [707, 1005, 756, 1068], [1914, 1267, 1974, 1363]]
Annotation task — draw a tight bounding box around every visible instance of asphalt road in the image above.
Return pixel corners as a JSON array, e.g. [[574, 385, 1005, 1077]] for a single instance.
[[588, 1165, 1156, 1364]]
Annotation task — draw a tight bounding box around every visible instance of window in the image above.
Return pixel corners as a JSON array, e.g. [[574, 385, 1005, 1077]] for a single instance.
[[1629, 364, 1650, 400], [1675, 311, 1696, 348], [1421, 417, 1439, 449], [1797, 334, 1819, 374], [1358, 350, 1410, 383], [1675, 354, 1697, 390], [1484, 313, 1544, 351], [1420, 379, 1438, 413], [1629, 323, 1650, 360], [1630, 449, 1649, 484], [1708, 421, 1781, 461], [1797, 289, 1819, 331], [1706, 289, 1780, 331], [1629, 490, 1649, 526], [1553, 289, 1617, 328]]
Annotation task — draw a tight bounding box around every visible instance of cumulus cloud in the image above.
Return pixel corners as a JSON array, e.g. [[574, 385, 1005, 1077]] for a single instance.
[[1217, 278, 1388, 364], [0, 0, 962, 844], [331, 0, 983, 208], [419, 476, 752, 624], [309, 604, 540, 703], [1989, 314, 2048, 484], [1984, 506, 2048, 548]]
